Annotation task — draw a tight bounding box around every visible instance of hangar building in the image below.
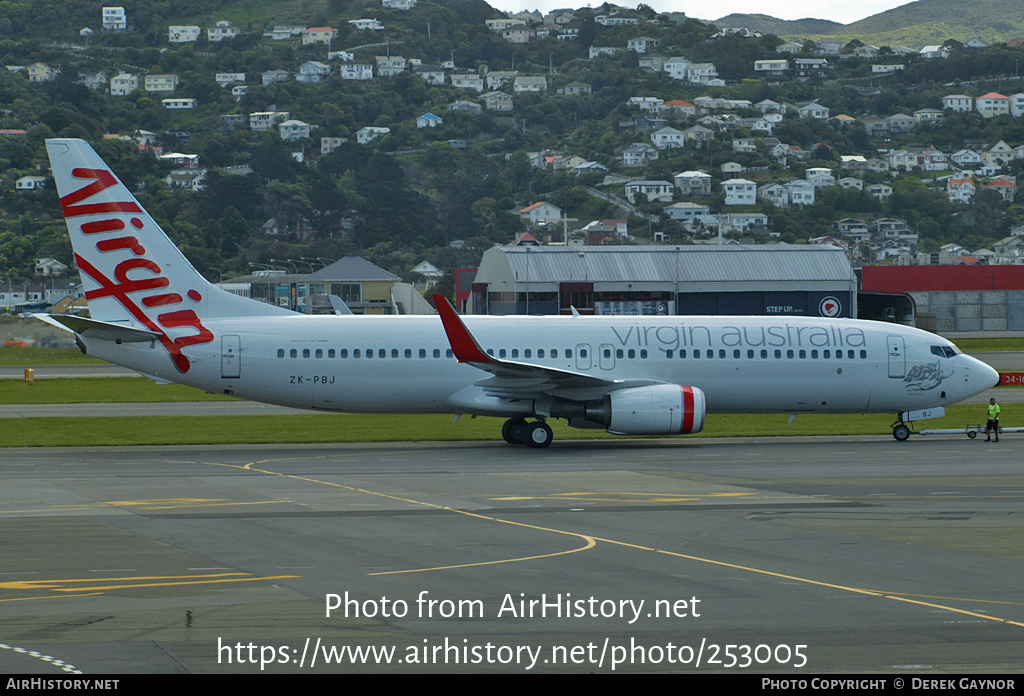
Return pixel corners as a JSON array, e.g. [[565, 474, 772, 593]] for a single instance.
[[862, 265, 1024, 332], [469, 245, 858, 318]]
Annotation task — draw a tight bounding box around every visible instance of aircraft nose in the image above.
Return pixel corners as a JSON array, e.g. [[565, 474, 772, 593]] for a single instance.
[[973, 358, 1000, 391], [984, 362, 1000, 389]]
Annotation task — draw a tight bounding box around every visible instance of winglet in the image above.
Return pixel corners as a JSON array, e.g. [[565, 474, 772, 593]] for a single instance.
[[433, 294, 494, 364]]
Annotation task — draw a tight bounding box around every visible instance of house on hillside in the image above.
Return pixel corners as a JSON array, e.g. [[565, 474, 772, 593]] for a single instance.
[[302, 27, 337, 44], [416, 113, 443, 128], [518, 202, 562, 224], [356, 126, 390, 144]]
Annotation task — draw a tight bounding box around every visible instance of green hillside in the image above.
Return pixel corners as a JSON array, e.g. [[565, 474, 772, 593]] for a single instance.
[[845, 0, 1024, 40], [0, 0, 1023, 289], [710, 0, 1024, 46], [708, 13, 844, 36]]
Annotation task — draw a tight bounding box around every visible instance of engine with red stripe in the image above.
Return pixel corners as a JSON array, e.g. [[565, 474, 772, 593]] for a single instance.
[[604, 384, 706, 436]]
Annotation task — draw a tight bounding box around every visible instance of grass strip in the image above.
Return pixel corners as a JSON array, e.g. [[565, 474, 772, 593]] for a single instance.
[[951, 338, 1024, 353], [0, 406, 997, 447], [0, 347, 104, 366], [0, 378, 232, 403]]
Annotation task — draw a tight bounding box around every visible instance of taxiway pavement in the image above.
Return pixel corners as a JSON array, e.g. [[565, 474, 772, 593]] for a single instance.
[[0, 437, 1022, 674]]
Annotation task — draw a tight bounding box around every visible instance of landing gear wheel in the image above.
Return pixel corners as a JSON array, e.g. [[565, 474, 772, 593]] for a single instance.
[[968, 431, 977, 439], [525, 421, 553, 448], [893, 424, 911, 441], [502, 418, 528, 445]]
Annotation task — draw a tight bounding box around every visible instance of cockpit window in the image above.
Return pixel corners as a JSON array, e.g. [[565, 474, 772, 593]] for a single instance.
[[931, 345, 958, 358]]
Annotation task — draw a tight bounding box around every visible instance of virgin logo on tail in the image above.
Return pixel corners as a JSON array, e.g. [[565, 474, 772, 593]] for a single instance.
[[62, 167, 213, 372]]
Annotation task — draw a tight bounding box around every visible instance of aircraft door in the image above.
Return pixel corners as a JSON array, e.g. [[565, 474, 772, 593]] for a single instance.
[[575, 344, 592, 370], [599, 343, 616, 370], [886, 335, 905, 378], [221, 335, 241, 378]]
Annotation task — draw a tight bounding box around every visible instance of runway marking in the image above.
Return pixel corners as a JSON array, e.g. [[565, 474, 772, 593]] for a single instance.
[[0, 593, 103, 603], [490, 492, 755, 503], [0, 642, 82, 674], [209, 456, 1024, 630], [216, 459, 600, 576], [0, 572, 300, 595], [369, 531, 596, 576], [1, 498, 291, 514]]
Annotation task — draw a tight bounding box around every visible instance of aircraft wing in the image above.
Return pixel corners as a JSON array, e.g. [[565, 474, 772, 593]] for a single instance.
[[433, 294, 660, 399]]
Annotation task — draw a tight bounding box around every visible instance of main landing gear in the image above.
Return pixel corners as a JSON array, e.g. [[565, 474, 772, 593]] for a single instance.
[[502, 417, 553, 448]]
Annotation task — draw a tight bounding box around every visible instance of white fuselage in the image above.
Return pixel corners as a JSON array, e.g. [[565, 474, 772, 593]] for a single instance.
[[81, 313, 997, 418]]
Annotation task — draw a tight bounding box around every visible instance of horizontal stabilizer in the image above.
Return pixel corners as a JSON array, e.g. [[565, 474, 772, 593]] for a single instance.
[[136, 371, 175, 385], [35, 314, 161, 343]]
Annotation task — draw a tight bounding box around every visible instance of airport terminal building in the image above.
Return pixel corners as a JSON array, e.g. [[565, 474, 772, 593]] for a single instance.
[[469, 245, 858, 318]]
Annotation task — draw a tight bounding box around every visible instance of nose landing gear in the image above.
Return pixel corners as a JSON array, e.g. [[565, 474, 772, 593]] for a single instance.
[[892, 422, 911, 441]]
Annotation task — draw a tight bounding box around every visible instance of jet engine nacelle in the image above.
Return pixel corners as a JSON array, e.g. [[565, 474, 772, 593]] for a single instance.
[[590, 384, 706, 436]]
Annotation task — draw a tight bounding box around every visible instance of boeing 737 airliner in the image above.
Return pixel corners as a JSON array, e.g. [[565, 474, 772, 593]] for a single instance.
[[39, 139, 999, 447]]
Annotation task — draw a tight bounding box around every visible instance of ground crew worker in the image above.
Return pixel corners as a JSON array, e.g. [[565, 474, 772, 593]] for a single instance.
[[986, 397, 1000, 442]]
